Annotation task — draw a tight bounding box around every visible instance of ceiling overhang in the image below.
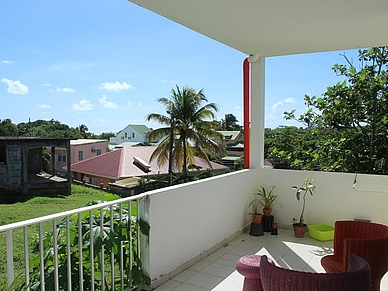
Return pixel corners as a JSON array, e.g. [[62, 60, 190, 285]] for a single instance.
[[129, 0, 388, 57]]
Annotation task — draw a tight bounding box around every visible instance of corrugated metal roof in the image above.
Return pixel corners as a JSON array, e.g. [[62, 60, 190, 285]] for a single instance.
[[70, 139, 107, 145], [70, 146, 227, 179], [130, 124, 151, 136]]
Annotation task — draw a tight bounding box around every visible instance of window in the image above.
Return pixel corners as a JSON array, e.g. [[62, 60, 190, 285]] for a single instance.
[[132, 133, 135, 138], [63, 155, 66, 162], [57, 155, 62, 162], [125, 133, 127, 138], [92, 176, 98, 185], [96, 149, 101, 156], [78, 151, 83, 161], [0, 146, 6, 163]]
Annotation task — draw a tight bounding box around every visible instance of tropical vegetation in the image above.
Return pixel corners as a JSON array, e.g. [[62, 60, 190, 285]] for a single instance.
[[146, 85, 225, 178], [267, 47, 388, 175]]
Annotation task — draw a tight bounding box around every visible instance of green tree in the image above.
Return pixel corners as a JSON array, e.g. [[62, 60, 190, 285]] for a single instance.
[[77, 124, 89, 138], [0, 119, 18, 136], [220, 114, 242, 131], [265, 126, 316, 170], [284, 47, 388, 174], [146, 85, 225, 178]]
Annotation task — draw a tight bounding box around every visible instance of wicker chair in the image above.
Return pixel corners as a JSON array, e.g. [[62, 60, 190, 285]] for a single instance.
[[260, 254, 371, 291], [321, 220, 388, 291]]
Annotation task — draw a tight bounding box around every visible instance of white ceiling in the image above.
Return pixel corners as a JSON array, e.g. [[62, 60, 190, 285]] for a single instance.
[[129, 0, 388, 57]]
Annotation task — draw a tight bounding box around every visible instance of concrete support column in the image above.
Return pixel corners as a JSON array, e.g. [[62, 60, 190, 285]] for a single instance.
[[249, 56, 265, 169], [66, 142, 71, 194], [21, 147, 28, 195], [51, 146, 56, 174]]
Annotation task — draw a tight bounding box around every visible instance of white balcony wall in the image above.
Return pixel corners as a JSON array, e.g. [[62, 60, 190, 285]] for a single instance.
[[143, 169, 259, 285], [261, 169, 388, 227]]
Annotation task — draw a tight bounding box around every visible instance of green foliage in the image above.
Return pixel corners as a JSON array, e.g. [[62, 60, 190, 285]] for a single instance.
[[220, 114, 242, 131], [280, 47, 388, 175], [12, 201, 150, 291], [0, 119, 18, 136], [146, 85, 225, 177], [256, 186, 278, 209], [0, 185, 117, 289], [249, 186, 278, 214], [292, 179, 316, 225]]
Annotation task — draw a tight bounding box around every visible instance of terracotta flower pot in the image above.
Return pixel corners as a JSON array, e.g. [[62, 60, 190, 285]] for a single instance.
[[252, 213, 263, 224], [263, 208, 272, 217], [293, 223, 307, 238]]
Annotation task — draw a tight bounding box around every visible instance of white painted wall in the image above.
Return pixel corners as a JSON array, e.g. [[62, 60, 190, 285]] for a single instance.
[[144, 169, 259, 283], [261, 169, 388, 227], [140, 167, 388, 286]]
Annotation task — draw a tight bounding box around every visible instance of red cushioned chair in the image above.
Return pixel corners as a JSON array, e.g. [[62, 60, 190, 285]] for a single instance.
[[321, 220, 388, 291], [260, 254, 371, 291]]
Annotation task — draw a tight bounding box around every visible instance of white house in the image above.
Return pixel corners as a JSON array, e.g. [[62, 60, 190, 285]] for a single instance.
[[109, 124, 151, 145]]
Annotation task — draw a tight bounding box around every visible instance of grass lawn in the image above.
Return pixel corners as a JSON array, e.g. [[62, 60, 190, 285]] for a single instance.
[[0, 184, 134, 290], [0, 184, 119, 226]]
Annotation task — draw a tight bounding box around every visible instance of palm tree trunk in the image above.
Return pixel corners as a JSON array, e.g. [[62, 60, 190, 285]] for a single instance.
[[168, 119, 174, 186], [182, 133, 188, 177]]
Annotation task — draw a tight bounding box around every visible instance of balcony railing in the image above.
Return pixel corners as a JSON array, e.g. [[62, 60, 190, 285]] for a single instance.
[[1, 168, 388, 290], [0, 194, 149, 291]]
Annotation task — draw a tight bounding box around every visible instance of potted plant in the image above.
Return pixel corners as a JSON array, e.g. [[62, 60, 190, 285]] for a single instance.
[[292, 179, 316, 238], [257, 185, 278, 217], [248, 196, 263, 224]]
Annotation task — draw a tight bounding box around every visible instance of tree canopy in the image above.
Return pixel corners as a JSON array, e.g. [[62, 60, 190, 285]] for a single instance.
[[0, 119, 114, 140], [146, 85, 225, 177], [275, 47, 388, 174]]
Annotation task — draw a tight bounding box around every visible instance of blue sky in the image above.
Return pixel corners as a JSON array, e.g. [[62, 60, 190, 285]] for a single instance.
[[0, 0, 359, 134]]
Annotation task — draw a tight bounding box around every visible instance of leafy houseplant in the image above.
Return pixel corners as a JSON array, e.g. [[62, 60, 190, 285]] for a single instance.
[[292, 179, 316, 237], [248, 195, 263, 224], [257, 185, 277, 216]]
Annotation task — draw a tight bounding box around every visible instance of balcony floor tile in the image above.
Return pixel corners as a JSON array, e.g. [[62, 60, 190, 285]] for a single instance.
[[154, 229, 388, 291]]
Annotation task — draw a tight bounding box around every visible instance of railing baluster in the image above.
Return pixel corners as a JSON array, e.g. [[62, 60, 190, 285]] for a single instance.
[[100, 207, 105, 291], [120, 241, 124, 291], [24, 226, 30, 291], [129, 201, 133, 288], [39, 222, 45, 291], [110, 205, 115, 291], [78, 213, 84, 291], [66, 216, 72, 291], [119, 203, 124, 291], [90, 210, 95, 291], [53, 219, 59, 291], [6, 229, 14, 288]]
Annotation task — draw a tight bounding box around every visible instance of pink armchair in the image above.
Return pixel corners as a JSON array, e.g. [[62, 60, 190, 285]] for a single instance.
[[321, 220, 388, 291], [260, 254, 371, 291]]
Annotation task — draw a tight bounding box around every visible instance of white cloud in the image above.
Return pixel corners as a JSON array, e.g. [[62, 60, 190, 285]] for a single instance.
[[40, 83, 52, 87], [56, 87, 76, 93], [1, 78, 29, 95], [272, 101, 283, 111], [127, 100, 143, 107], [161, 79, 168, 84], [73, 99, 93, 111], [284, 97, 296, 103], [1, 60, 14, 65], [94, 117, 111, 123], [36, 104, 51, 109], [98, 81, 132, 91], [99, 94, 118, 109], [46, 61, 95, 73]]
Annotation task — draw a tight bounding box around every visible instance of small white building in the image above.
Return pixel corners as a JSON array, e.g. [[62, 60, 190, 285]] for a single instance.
[[109, 124, 151, 145]]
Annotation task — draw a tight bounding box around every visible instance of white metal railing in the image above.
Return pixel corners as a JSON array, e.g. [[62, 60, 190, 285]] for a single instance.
[[0, 194, 149, 291]]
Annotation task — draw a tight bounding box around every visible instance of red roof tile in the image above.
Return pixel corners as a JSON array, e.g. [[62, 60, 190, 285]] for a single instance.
[[70, 146, 227, 179]]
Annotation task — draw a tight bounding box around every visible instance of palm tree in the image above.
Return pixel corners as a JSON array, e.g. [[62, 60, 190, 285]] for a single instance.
[[146, 85, 225, 180]]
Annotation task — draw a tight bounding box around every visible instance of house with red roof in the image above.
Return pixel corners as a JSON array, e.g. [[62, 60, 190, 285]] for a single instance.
[[70, 146, 228, 188]]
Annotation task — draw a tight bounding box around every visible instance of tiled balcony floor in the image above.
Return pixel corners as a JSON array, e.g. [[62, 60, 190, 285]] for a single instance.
[[154, 228, 388, 291]]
